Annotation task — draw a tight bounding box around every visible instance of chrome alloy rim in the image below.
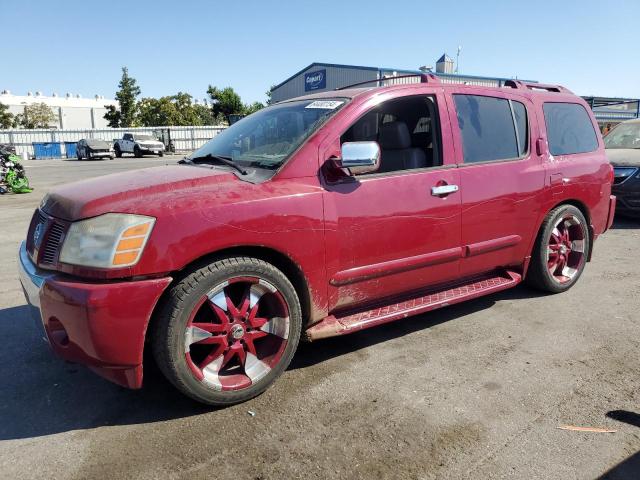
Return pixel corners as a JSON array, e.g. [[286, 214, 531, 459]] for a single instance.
[[546, 214, 586, 284], [184, 277, 290, 391]]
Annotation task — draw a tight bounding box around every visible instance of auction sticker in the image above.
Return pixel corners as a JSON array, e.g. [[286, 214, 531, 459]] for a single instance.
[[305, 100, 344, 109]]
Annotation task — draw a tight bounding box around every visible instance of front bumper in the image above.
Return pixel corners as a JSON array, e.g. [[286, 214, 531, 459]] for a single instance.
[[18, 242, 172, 388], [612, 176, 640, 217]]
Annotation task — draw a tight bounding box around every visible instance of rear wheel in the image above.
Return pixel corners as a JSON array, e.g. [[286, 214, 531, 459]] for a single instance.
[[152, 257, 302, 405], [76, 151, 82, 160], [134, 146, 142, 158], [115, 145, 122, 158], [526, 205, 590, 293], [158, 151, 164, 157]]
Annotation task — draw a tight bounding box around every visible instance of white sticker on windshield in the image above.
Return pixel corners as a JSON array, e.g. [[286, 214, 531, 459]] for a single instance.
[[305, 100, 343, 110]]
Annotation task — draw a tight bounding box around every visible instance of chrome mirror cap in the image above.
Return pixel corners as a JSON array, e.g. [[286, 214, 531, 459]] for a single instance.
[[340, 141, 381, 175]]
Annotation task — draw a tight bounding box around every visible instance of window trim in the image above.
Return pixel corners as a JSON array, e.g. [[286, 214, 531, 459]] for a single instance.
[[542, 101, 599, 156], [453, 93, 531, 167], [337, 93, 444, 178]]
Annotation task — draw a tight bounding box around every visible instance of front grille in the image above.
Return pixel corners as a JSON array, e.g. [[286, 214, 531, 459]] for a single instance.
[[41, 222, 65, 264], [613, 167, 639, 185]]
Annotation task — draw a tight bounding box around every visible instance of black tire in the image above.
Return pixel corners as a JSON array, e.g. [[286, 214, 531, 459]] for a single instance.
[[526, 204, 590, 293], [134, 146, 142, 158], [158, 151, 164, 157], [76, 151, 82, 160], [152, 257, 302, 405], [115, 145, 122, 158]]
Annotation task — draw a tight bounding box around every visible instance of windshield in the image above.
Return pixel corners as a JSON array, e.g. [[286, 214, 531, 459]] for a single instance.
[[135, 134, 157, 141], [189, 99, 346, 168], [604, 123, 640, 149]]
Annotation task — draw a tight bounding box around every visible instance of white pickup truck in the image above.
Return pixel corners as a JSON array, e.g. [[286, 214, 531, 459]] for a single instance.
[[114, 133, 165, 158]]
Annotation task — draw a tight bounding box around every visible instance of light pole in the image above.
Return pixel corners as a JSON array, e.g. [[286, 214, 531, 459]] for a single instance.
[[455, 45, 462, 74]]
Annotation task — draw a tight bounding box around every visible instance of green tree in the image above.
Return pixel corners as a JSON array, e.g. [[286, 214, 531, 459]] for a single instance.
[[104, 67, 141, 127], [243, 101, 264, 116], [103, 105, 121, 128], [266, 85, 276, 105], [206, 86, 244, 123], [16, 103, 57, 129], [137, 93, 218, 127], [193, 103, 214, 125], [0, 102, 15, 129]]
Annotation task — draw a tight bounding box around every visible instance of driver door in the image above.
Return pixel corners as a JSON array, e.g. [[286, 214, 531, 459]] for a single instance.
[[321, 92, 462, 312]]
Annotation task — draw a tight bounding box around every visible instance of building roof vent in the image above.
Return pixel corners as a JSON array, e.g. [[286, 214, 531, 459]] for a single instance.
[[27, 91, 33, 96], [66, 92, 72, 98], [76, 94, 82, 98], [52, 92, 58, 97], [35, 91, 42, 96], [0, 89, 9, 95]]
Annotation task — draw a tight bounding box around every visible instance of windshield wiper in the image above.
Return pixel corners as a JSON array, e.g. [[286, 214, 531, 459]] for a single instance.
[[180, 153, 247, 175]]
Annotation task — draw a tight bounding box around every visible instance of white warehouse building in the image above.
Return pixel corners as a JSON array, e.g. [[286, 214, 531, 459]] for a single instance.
[[0, 90, 117, 129]]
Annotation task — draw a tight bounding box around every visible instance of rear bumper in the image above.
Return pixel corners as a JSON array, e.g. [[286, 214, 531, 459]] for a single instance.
[[18, 242, 172, 388], [605, 195, 617, 231]]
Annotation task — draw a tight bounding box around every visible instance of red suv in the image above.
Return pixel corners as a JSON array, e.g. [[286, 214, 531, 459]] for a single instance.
[[19, 76, 616, 405]]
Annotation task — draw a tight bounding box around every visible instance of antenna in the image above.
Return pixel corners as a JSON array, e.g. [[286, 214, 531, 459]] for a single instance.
[[456, 45, 462, 74]]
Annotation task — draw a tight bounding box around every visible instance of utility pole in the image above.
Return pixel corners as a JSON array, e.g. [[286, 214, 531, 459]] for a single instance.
[[456, 45, 462, 74]]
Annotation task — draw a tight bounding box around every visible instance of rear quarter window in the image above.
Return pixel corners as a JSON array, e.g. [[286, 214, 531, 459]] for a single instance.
[[543, 103, 598, 155]]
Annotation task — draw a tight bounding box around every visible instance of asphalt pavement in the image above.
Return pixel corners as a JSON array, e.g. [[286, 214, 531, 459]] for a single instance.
[[0, 155, 639, 479]]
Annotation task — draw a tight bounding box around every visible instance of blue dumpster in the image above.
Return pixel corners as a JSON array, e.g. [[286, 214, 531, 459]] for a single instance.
[[33, 142, 62, 159], [64, 142, 78, 158]]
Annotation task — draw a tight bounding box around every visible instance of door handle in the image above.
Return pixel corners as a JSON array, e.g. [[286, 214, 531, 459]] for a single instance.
[[431, 184, 459, 196]]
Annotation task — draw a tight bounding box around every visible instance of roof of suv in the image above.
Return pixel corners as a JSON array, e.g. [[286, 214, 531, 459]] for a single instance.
[[285, 78, 576, 104]]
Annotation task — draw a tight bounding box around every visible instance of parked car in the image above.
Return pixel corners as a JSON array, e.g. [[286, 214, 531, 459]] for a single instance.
[[114, 133, 165, 158], [604, 118, 640, 218], [76, 139, 115, 160], [18, 76, 615, 405]]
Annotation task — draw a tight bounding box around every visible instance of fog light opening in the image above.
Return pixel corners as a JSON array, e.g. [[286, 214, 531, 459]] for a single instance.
[[48, 317, 69, 347]]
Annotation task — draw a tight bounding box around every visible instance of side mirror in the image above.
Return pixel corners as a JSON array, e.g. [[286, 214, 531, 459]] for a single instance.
[[337, 141, 381, 175]]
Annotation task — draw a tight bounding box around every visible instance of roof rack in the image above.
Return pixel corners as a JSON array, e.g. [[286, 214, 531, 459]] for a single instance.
[[335, 73, 440, 91], [504, 79, 572, 94]]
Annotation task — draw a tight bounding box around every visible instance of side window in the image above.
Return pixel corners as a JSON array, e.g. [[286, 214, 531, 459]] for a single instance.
[[124, 134, 132, 141], [543, 103, 598, 155], [512, 101, 528, 156], [454, 94, 525, 163], [340, 95, 441, 174]]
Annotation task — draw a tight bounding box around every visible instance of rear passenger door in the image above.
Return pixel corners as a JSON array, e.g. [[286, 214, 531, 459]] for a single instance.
[[447, 89, 546, 278]]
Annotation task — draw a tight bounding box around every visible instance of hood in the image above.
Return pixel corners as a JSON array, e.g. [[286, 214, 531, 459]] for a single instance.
[[42, 165, 240, 221], [606, 149, 640, 167]]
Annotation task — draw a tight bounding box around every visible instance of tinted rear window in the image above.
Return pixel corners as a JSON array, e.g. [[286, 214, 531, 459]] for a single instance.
[[543, 103, 598, 155], [454, 95, 519, 163]]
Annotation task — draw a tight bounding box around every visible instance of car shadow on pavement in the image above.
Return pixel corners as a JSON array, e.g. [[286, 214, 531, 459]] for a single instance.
[[598, 410, 640, 479], [0, 285, 544, 441], [611, 217, 640, 229], [291, 284, 542, 371], [0, 305, 211, 441]]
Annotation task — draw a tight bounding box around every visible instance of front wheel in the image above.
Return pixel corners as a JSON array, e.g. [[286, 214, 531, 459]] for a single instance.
[[526, 205, 590, 293], [152, 257, 302, 405]]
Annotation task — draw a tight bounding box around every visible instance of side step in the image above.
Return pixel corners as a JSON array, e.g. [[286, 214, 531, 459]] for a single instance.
[[306, 270, 521, 341]]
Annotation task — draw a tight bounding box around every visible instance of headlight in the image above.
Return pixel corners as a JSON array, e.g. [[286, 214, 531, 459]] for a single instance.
[[59, 213, 155, 268]]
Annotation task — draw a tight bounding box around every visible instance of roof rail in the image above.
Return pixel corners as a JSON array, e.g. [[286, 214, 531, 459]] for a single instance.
[[504, 79, 572, 94], [335, 73, 440, 91]]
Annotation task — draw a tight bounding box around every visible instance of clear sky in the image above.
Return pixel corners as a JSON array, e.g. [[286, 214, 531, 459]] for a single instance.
[[2, 0, 639, 104]]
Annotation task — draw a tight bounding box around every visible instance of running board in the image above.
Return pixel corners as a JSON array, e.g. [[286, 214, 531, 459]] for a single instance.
[[306, 271, 521, 341]]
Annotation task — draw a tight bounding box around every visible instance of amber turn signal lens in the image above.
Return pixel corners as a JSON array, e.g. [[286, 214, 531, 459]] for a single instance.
[[112, 251, 139, 266], [117, 237, 145, 251], [122, 223, 150, 238]]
